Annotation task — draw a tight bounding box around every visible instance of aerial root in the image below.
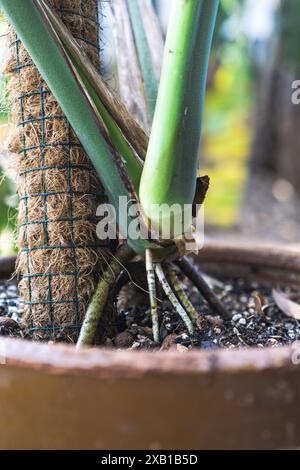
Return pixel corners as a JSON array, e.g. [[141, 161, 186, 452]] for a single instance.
[[177, 256, 230, 319], [145, 249, 160, 343], [155, 263, 194, 336], [76, 244, 135, 348], [166, 267, 198, 321], [78, 247, 230, 347]]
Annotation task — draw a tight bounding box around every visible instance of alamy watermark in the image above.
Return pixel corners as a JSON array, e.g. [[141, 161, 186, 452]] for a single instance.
[[96, 197, 204, 252], [291, 80, 300, 104], [291, 341, 300, 365]]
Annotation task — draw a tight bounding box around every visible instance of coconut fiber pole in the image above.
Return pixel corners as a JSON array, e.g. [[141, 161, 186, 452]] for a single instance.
[[5, 0, 110, 342]]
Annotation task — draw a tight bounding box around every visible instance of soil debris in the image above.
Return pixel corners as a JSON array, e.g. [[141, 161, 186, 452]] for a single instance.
[[112, 277, 300, 350], [1, 275, 300, 350]]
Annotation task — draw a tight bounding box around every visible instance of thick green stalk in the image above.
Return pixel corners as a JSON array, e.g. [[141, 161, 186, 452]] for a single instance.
[[139, 0, 219, 235]]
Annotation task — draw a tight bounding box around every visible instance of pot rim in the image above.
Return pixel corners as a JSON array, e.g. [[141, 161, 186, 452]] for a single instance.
[[0, 336, 298, 379], [1, 242, 299, 378]]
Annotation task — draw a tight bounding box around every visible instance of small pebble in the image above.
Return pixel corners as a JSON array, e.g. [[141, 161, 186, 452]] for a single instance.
[[247, 320, 255, 330], [11, 312, 22, 323], [288, 331, 296, 340], [176, 344, 188, 353], [8, 306, 18, 315], [232, 314, 242, 323]]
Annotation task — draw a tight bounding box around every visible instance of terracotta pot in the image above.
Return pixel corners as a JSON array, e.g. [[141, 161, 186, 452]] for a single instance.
[[0, 243, 299, 450]]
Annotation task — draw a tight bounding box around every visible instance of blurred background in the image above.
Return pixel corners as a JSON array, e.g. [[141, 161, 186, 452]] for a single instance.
[[0, 0, 299, 255]]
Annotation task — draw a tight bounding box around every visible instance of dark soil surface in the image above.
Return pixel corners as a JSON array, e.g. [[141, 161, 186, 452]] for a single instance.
[[0, 281, 24, 338], [1, 275, 299, 351], [110, 275, 300, 351]]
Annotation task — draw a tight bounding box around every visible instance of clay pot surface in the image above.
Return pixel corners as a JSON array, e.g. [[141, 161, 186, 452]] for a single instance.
[[0, 243, 299, 450]]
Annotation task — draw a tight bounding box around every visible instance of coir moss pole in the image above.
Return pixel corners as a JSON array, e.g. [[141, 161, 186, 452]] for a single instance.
[[5, 0, 110, 342]]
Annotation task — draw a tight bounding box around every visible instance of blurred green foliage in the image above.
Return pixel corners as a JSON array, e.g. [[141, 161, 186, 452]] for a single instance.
[[202, 0, 254, 227]]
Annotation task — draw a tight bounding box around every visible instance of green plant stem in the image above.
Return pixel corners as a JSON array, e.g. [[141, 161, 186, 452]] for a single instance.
[[1, 0, 170, 256], [155, 264, 194, 336], [0, 0, 134, 240], [139, 0, 219, 234], [41, 0, 142, 191], [166, 267, 198, 321], [77, 244, 134, 348], [145, 249, 159, 343]]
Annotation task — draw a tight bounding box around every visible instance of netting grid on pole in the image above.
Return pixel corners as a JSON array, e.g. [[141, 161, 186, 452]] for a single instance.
[[5, 0, 110, 342]]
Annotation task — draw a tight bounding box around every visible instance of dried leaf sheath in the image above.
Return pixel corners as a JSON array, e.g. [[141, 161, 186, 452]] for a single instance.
[[5, 0, 110, 341]]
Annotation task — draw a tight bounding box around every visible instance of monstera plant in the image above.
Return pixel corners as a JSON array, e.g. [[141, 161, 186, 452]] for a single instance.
[[0, 0, 225, 346]]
